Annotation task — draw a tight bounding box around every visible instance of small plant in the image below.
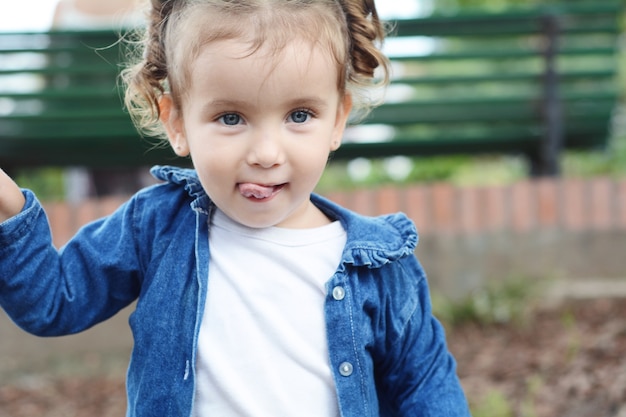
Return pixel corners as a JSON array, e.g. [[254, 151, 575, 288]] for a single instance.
[[471, 389, 514, 417], [520, 374, 543, 417], [560, 309, 582, 362], [432, 275, 541, 327]]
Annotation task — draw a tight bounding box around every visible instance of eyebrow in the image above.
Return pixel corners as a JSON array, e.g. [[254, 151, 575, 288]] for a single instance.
[[203, 97, 330, 111], [287, 97, 329, 110], [203, 99, 249, 110]]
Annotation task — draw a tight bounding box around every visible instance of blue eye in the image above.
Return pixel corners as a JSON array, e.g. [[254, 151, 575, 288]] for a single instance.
[[220, 113, 242, 126], [290, 110, 311, 124]]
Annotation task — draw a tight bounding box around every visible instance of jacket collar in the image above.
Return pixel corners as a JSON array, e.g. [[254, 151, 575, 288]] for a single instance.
[[151, 165, 417, 268]]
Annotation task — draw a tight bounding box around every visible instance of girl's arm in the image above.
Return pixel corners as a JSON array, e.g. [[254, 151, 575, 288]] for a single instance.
[[376, 259, 471, 416], [0, 169, 26, 223], [0, 185, 142, 337]]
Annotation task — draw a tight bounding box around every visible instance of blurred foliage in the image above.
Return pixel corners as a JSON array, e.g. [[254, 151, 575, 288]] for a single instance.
[[318, 154, 528, 193], [318, 137, 626, 193], [431, 274, 542, 327], [471, 389, 515, 417], [13, 168, 65, 201], [563, 150, 621, 177]]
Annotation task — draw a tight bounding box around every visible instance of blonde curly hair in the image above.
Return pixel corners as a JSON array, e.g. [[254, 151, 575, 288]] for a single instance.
[[122, 0, 390, 140]]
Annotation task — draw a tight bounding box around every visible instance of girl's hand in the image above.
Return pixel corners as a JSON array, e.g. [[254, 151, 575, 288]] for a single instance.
[[0, 169, 26, 223]]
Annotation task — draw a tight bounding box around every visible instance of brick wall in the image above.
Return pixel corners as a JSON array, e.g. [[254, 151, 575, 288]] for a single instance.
[[42, 176, 626, 248], [325, 176, 626, 237]]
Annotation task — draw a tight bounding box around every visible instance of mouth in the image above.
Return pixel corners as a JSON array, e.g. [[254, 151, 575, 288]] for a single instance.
[[238, 182, 286, 201]]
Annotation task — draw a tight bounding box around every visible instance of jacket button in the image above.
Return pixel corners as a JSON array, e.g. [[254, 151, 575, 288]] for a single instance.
[[332, 286, 345, 301], [339, 362, 353, 377]]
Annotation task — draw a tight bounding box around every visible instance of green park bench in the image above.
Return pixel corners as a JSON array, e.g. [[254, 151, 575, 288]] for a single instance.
[[0, 2, 622, 176]]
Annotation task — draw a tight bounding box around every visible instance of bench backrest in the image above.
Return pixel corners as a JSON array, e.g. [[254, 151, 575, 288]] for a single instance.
[[334, 3, 622, 175]]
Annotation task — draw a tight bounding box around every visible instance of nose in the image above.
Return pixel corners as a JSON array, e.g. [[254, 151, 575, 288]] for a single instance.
[[246, 127, 286, 168]]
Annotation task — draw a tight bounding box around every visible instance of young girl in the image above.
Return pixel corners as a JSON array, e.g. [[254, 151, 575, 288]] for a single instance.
[[0, 0, 471, 415]]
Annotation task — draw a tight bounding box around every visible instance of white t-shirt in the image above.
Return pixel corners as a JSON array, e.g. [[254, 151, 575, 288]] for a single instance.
[[192, 209, 347, 417]]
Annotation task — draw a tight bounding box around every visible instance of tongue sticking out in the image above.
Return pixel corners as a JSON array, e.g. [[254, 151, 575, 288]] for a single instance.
[[239, 183, 278, 199]]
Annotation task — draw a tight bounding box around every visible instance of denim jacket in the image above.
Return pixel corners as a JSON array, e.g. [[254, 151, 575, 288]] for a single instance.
[[0, 166, 470, 416]]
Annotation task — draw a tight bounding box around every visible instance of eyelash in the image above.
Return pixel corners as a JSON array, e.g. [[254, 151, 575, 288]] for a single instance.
[[216, 108, 317, 126], [289, 108, 316, 124], [217, 113, 243, 126]]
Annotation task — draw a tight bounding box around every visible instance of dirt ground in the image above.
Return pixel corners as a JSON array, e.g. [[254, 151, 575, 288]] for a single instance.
[[451, 297, 626, 417], [0, 297, 624, 417]]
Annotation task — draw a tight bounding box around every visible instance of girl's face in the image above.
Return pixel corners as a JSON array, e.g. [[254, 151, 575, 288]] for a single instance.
[[160, 37, 352, 229]]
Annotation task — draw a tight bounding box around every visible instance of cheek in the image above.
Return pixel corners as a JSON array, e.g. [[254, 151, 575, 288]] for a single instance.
[[295, 153, 329, 182], [189, 151, 234, 187], [188, 138, 235, 167], [194, 165, 234, 202], [196, 160, 231, 180]]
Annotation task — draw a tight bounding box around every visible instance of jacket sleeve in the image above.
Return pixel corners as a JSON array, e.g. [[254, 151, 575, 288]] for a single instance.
[[375, 256, 471, 416], [0, 190, 142, 336]]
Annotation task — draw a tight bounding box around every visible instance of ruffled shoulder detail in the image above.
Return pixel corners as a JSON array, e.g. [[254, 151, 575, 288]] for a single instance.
[[150, 165, 212, 214], [310, 194, 418, 269]]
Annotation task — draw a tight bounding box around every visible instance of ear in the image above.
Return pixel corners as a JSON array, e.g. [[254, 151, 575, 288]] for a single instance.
[[159, 94, 190, 157], [330, 93, 353, 152]]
